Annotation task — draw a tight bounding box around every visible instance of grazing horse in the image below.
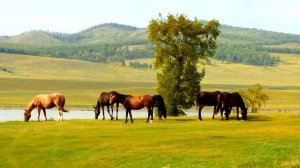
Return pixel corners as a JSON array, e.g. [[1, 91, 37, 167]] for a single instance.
[[217, 92, 248, 120], [24, 93, 68, 122], [113, 93, 166, 123], [196, 91, 221, 120], [94, 91, 119, 120], [152, 95, 167, 120]]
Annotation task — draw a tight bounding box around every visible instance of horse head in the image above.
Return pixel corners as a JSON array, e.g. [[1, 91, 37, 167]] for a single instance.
[[242, 108, 248, 120], [94, 105, 100, 119], [24, 109, 31, 122]]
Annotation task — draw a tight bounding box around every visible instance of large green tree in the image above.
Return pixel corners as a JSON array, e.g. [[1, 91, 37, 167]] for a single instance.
[[148, 14, 220, 116]]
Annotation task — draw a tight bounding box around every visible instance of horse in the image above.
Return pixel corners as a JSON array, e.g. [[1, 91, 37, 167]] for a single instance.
[[112, 93, 166, 123], [196, 91, 221, 120], [94, 91, 119, 120], [216, 92, 248, 120], [24, 93, 68, 122]]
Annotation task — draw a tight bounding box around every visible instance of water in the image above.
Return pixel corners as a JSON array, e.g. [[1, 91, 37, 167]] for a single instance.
[[0, 109, 212, 122]]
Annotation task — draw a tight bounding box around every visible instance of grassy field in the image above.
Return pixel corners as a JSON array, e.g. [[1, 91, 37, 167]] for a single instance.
[[1, 53, 300, 168], [0, 113, 299, 168]]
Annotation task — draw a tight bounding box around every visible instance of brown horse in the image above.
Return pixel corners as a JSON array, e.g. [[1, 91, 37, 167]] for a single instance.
[[112, 93, 166, 123], [197, 91, 221, 120], [24, 93, 68, 122], [94, 91, 119, 120], [217, 92, 248, 120]]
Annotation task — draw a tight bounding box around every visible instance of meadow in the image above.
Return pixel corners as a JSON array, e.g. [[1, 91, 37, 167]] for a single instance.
[[0, 113, 299, 168], [1, 53, 300, 167]]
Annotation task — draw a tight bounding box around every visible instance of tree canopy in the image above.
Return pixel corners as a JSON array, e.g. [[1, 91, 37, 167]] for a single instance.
[[148, 14, 220, 116]]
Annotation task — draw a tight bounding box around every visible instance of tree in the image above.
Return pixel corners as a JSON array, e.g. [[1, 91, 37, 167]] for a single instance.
[[148, 14, 220, 116], [239, 84, 269, 113]]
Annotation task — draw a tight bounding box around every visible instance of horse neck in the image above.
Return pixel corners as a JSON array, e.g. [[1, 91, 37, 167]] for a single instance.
[[117, 93, 127, 104], [25, 100, 35, 113], [96, 100, 100, 109], [240, 99, 247, 111]]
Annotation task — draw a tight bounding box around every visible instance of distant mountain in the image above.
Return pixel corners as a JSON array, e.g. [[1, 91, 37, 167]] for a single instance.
[[1, 22, 300, 66], [1, 22, 300, 46]]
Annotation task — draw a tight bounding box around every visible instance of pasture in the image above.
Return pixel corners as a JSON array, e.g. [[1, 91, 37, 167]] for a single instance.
[[0, 113, 299, 168], [1, 53, 300, 167]]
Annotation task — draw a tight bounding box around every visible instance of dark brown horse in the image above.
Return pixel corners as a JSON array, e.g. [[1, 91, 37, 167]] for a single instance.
[[196, 91, 221, 120], [112, 93, 166, 123], [94, 91, 119, 120], [24, 93, 68, 122], [217, 92, 248, 120]]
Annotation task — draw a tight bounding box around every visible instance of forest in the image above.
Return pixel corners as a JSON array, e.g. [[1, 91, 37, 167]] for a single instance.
[[1, 23, 300, 66]]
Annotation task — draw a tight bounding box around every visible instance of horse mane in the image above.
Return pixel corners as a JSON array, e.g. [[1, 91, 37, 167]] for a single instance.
[[25, 100, 35, 113]]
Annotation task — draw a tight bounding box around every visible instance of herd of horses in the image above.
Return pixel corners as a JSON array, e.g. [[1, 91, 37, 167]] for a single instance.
[[23, 91, 247, 122]]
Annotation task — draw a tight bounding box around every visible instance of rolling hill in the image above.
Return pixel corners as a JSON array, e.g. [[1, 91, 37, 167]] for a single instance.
[[1, 23, 300, 45], [1, 22, 300, 67], [1, 52, 300, 110]]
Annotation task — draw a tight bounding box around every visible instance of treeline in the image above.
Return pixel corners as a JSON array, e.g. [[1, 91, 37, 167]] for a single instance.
[[128, 61, 152, 69], [0, 42, 154, 63], [215, 44, 280, 66], [0, 42, 281, 66]]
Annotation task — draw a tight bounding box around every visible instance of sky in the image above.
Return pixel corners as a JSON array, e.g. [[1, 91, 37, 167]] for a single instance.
[[1, 0, 300, 36]]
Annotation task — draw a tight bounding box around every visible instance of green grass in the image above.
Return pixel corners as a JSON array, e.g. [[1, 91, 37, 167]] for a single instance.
[[0, 113, 299, 168]]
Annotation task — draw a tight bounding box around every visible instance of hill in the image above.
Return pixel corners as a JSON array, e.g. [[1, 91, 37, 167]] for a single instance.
[[1, 52, 300, 110], [1, 23, 300, 66]]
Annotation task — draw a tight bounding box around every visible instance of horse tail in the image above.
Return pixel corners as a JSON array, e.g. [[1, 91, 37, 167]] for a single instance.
[[215, 93, 223, 115], [61, 95, 68, 112], [152, 95, 167, 118]]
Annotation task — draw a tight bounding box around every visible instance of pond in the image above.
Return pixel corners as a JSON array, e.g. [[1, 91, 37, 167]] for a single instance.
[[0, 109, 212, 122]]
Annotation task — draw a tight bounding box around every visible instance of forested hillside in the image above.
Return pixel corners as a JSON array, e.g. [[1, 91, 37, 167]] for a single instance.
[[1, 23, 300, 66]]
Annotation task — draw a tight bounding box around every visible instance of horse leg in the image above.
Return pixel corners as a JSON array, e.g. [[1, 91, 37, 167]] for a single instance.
[[107, 105, 113, 120], [198, 106, 203, 121], [116, 103, 119, 120], [42, 109, 47, 121], [101, 105, 105, 120], [225, 107, 231, 120], [146, 109, 150, 123], [213, 106, 217, 119], [37, 107, 41, 122], [236, 107, 240, 120], [220, 106, 225, 120], [110, 105, 114, 120], [60, 110, 64, 121], [150, 108, 153, 123], [125, 109, 128, 123], [129, 110, 133, 123]]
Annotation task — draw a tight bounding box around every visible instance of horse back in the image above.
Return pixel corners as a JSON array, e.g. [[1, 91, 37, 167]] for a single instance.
[[220, 92, 245, 108], [124, 95, 153, 110], [197, 91, 221, 106], [231, 92, 246, 109]]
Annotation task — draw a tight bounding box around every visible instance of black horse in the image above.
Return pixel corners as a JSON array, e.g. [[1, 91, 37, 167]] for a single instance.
[[196, 91, 221, 120], [112, 93, 167, 123], [94, 91, 119, 120], [217, 92, 248, 120]]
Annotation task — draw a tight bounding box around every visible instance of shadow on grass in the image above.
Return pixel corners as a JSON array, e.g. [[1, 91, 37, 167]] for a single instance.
[[245, 115, 274, 121], [174, 118, 197, 122]]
